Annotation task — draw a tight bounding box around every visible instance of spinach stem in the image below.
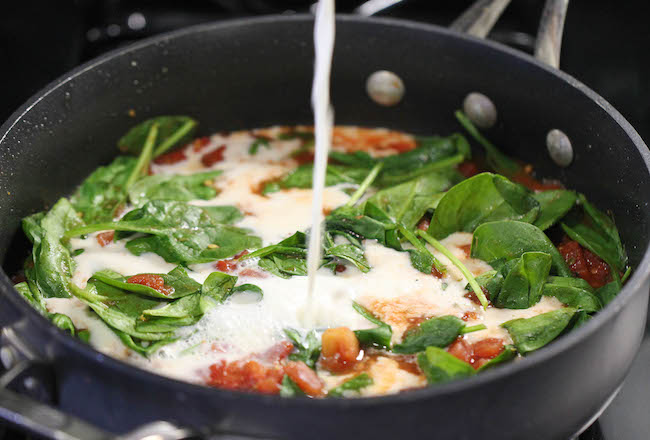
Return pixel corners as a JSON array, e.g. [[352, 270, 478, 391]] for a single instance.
[[378, 154, 465, 186], [397, 224, 446, 274], [454, 110, 519, 175], [460, 324, 487, 334], [125, 123, 158, 191], [153, 119, 197, 157], [417, 230, 489, 310], [345, 162, 384, 207]]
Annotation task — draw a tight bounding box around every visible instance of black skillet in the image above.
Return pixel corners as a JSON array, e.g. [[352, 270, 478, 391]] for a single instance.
[[0, 1, 649, 439]]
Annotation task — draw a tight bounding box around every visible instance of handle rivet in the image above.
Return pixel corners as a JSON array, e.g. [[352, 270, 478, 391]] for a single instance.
[[547, 128, 573, 167], [463, 92, 497, 128], [366, 70, 405, 106]]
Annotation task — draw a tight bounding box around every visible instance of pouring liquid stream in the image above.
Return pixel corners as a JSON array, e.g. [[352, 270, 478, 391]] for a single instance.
[[304, 0, 335, 329]]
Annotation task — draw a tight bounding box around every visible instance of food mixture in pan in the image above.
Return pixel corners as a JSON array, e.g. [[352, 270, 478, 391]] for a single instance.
[[14, 114, 630, 397]]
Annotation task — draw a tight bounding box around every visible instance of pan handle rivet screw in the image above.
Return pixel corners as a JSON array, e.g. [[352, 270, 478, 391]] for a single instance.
[[547, 129, 573, 167], [366, 70, 405, 106], [463, 92, 497, 128]]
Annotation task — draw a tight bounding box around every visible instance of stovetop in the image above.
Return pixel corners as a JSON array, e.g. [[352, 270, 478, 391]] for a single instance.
[[1, 1, 649, 439]]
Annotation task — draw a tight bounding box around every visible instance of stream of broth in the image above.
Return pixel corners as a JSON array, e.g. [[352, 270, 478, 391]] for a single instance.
[[304, 0, 335, 328]]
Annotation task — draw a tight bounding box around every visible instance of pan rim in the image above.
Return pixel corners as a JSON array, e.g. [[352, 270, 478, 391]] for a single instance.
[[1, 13, 649, 411]]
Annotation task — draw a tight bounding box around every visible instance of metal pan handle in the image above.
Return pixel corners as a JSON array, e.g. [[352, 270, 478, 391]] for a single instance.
[[357, 0, 570, 69]]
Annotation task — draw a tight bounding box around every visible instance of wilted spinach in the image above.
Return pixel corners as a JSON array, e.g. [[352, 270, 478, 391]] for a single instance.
[[328, 373, 373, 397], [495, 252, 552, 309], [428, 173, 540, 239], [532, 190, 577, 231], [393, 315, 469, 354], [352, 302, 393, 349], [127, 170, 222, 206], [118, 116, 197, 157], [501, 308, 576, 355], [542, 276, 601, 312], [65, 201, 260, 265], [417, 346, 476, 384], [471, 221, 571, 277], [284, 328, 321, 369]]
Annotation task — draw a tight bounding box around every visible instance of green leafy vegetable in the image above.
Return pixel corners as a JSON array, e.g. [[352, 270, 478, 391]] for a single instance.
[[501, 308, 576, 355], [471, 221, 571, 277], [118, 116, 197, 157], [65, 201, 260, 265], [90, 266, 201, 299], [352, 302, 393, 349], [455, 110, 519, 175], [249, 137, 270, 155], [417, 346, 475, 384], [128, 170, 222, 206], [495, 252, 552, 309], [328, 373, 373, 397], [393, 316, 466, 354], [428, 173, 540, 239], [542, 276, 601, 312], [532, 190, 577, 231], [284, 329, 321, 368]]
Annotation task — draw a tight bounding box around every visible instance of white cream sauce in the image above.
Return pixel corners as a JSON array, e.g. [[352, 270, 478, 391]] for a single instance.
[[45, 128, 565, 394]]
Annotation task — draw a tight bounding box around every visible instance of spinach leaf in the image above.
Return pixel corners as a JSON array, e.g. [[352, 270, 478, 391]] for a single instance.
[[328, 373, 373, 397], [325, 244, 370, 273], [242, 232, 308, 278], [116, 330, 177, 357], [66, 201, 260, 265], [476, 345, 517, 372], [284, 329, 321, 369], [428, 173, 540, 239], [352, 302, 393, 349], [532, 190, 577, 231], [472, 270, 504, 303], [365, 171, 459, 230], [279, 375, 305, 397], [71, 156, 137, 223], [13, 281, 47, 314], [23, 198, 84, 299], [268, 164, 368, 191], [393, 316, 466, 354], [230, 284, 264, 302], [595, 280, 622, 307], [118, 116, 197, 157], [89, 266, 201, 299], [561, 194, 627, 274], [398, 225, 446, 275], [495, 252, 552, 309], [501, 308, 576, 355], [201, 271, 238, 304], [471, 221, 571, 277], [455, 110, 520, 175], [542, 276, 601, 312], [417, 346, 475, 384], [127, 170, 222, 206]]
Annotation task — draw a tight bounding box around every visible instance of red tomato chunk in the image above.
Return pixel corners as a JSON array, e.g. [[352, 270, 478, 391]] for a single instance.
[[557, 239, 611, 288], [208, 360, 284, 394], [284, 361, 325, 397], [153, 148, 188, 165], [192, 136, 211, 152], [126, 274, 174, 296], [447, 337, 505, 370]]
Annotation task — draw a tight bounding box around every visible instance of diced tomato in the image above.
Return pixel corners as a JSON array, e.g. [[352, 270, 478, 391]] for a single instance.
[[472, 338, 504, 360], [201, 145, 227, 167], [215, 250, 250, 273], [208, 359, 284, 394], [292, 151, 315, 165], [126, 274, 174, 296], [192, 136, 211, 152], [458, 161, 479, 178], [557, 239, 611, 288], [447, 338, 473, 364], [284, 361, 324, 397], [431, 266, 444, 279], [320, 327, 361, 373], [511, 169, 563, 192], [96, 231, 114, 247], [386, 140, 415, 153], [335, 264, 347, 273], [153, 148, 188, 165], [417, 217, 430, 231]]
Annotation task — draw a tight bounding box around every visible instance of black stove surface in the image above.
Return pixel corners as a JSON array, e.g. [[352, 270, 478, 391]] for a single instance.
[[1, 1, 649, 439]]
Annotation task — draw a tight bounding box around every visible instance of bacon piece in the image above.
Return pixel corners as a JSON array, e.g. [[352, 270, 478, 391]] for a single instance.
[[126, 274, 174, 296], [201, 145, 227, 167], [96, 231, 114, 247]]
